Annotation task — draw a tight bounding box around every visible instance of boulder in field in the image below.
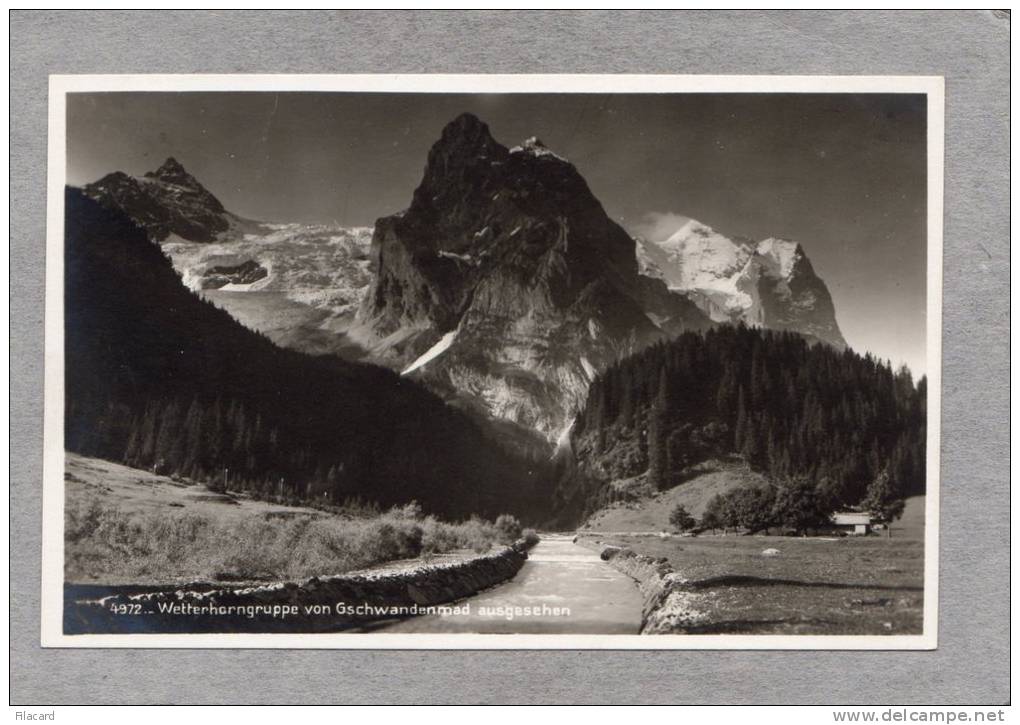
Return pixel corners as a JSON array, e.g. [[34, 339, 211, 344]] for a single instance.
[[600, 545, 623, 561]]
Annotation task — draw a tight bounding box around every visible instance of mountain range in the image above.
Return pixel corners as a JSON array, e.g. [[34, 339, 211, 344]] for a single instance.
[[636, 218, 846, 349], [82, 113, 847, 444], [64, 187, 550, 518]]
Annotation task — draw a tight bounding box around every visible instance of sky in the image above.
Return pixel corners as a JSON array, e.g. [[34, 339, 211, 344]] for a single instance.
[[66, 92, 928, 377]]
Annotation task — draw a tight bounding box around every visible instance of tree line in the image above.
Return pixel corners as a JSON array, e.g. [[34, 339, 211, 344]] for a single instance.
[[573, 324, 926, 509], [64, 189, 552, 520], [670, 467, 907, 537]]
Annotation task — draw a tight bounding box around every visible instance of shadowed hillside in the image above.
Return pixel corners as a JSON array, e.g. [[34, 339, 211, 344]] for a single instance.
[[64, 188, 552, 520]]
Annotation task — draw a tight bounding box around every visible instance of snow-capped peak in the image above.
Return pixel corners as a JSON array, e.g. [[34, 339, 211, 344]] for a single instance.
[[633, 216, 845, 349], [755, 237, 803, 279], [661, 218, 743, 252], [659, 217, 707, 246], [647, 217, 753, 290]]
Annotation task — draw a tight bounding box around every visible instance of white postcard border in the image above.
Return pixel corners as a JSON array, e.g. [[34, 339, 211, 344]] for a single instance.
[[41, 73, 944, 650]]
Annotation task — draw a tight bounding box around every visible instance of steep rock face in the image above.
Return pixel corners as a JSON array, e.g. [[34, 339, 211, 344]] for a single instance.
[[201, 260, 269, 289], [84, 157, 235, 243], [636, 219, 846, 349], [355, 114, 711, 438]]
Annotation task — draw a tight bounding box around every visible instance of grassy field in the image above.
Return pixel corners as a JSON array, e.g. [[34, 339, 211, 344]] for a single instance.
[[581, 496, 926, 635], [584, 459, 925, 539], [583, 459, 770, 532], [64, 453, 511, 585]]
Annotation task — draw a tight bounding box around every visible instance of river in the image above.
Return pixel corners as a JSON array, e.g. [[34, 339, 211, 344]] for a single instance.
[[374, 535, 643, 634]]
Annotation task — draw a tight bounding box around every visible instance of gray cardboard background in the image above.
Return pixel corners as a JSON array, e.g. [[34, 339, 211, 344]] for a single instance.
[[10, 10, 1009, 705]]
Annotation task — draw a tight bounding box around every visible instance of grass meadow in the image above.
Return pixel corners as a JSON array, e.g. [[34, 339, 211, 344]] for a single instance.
[[64, 453, 517, 585], [582, 498, 925, 636]]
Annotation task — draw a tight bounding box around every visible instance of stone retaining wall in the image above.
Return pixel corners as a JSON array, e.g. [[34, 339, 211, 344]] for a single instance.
[[64, 542, 530, 634], [586, 542, 711, 634]]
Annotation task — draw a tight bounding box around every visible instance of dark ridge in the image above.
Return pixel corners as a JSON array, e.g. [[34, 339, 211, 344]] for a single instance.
[[64, 187, 553, 520]]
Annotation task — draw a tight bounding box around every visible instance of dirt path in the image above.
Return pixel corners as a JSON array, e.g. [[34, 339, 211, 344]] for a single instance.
[[374, 535, 643, 634]]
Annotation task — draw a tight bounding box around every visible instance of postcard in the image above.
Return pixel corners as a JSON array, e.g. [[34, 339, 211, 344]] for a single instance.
[[42, 74, 943, 649]]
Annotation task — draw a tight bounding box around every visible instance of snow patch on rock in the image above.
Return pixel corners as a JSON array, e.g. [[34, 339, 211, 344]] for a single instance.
[[401, 330, 459, 376], [509, 136, 568, 161], [756, 237, 802, 279]]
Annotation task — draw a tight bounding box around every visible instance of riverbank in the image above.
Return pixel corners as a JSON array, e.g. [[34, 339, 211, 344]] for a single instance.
[[64, 541, 532, 634], [580, 530, 924, 635]]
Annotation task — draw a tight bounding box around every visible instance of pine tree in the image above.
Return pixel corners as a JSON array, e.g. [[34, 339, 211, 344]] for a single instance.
[[862, 468, 906, 537], [646, 368, 670, 489], [734, 385, 748, 451], [715, 364, 737, 417], [669, 504, 697, 532]]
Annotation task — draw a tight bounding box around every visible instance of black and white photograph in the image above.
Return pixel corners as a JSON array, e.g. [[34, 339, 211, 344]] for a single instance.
[[42, 75, 943, 647]]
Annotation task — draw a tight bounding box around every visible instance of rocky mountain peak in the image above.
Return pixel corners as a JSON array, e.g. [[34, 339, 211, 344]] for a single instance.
[[355, 114, 712, 439], [147, 156, 192, 183], [440, 113, 499, 148], [423, 114, 506, 174], [85, 157, 228, 242], [409, 114, 510, 226]]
